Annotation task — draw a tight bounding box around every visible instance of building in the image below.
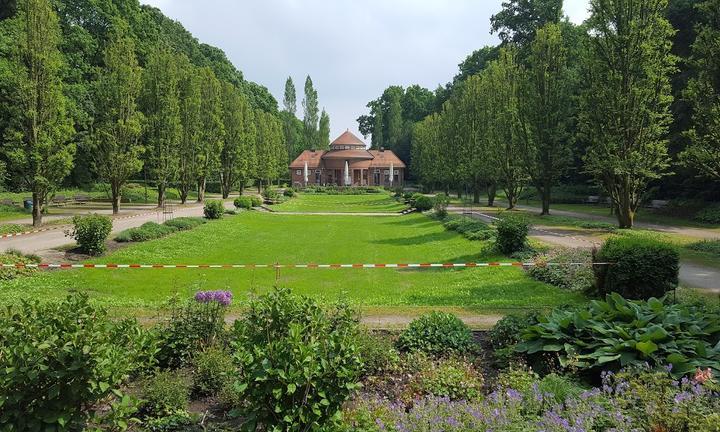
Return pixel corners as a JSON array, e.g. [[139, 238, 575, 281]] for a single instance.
[[289, 130, 406, 187]]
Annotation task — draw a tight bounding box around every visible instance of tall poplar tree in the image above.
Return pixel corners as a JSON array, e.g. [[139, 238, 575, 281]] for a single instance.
[[91, 23, 145, 214], [371, 107, 384, 150], [195, 67, 224, 202], [517, 23, 573, 215], [580, 0, 676, 228], [386, 92, 403, 151], [142, 47, 182, 208], [220, 82, 253, 198], [318, 109, 330, 149], [1, 0, 75, 226], [282, 76, 300, 159], [177, 59, 201, 204], [283, 76, 296, 115], [302, 75, 319, 149]]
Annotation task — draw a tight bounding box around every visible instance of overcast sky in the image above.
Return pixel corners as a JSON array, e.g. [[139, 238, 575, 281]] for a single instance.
[[141, 0, 590, 141]]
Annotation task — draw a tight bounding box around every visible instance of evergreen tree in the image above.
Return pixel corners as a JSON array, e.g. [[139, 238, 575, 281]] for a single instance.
[[195, 67, 224, 202], [91, 22, 145, 214], [580, 0, 676, 228], [0, 0, 75, 226], [302, 75, 319, 149], [318, 109, 330, 149], [142, 47, 182, 208], [283, 76, 296, 115]]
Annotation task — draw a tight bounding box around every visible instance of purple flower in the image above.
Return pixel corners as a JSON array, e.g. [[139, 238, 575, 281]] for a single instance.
[[194, 290, 233, 306]]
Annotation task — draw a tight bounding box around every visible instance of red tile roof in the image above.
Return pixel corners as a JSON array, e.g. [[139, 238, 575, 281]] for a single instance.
[[322, 149, 374, 160], [288, 150, 326, 169], [369, 150, 406, 168], [288, 148, 406, 169], [331, 130, 365, 146]]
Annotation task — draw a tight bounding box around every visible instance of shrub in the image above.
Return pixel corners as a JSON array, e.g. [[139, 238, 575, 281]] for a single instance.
[[115, 222, 177, 242], [412, 193, 434, 211], [694, 203, 720, 224], [203, 200, 224, 219], [262, 189, 281, 202], [156, 291, 232, 369], [192, 347, 235, 396], [0, 249, 40, 280], [688, 239, 720, 257], [516, 294, 720, 377], [433, 193, 449, 217], [0, 294, 151, 429], [441, 213, 496, 241], [495, 213, 529, 254], [68, 213, 112, 255], [162, 217, 205, 231], [234, 196, 253, 210], [250, 195, 263, 207], [489, 312, 540, 366], [229, 288, 363, 431], [139, 370, 191, 419], [408, 357, 484, 401], [356, 330, 400, 376], [396, 312, 475, 357], [528, 248, 594, 292], [283, 188, 296, 197], [594, 235, 679, 299]]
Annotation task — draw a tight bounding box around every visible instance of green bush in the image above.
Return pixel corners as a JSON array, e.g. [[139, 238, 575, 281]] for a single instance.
[[536, 373, 585, 404], [139, 370, 191, 419], [250, 195, 263, 207], [412, 193, 434, 211], [203, 200, 224, 219], [396, 312, 475, 357], [516, 293, 720, 377], [408, 357, 484, 401], [115, 222, 177, 242], [495, 213, 529, 254], [594, 235, 679, 299], [163, 217, 205, 231], [234, 196, 253, 210], [488, 312, 540, 366], [283, 188, 296, 197], [229, 288, 363, 431], [694, 203, 720, 224], [356, 330, 400, 376], [68, 213, 112, 255], [192, 347, 235, 396], [262, 189, 281, 202], [528, 249, 594, 292], [156, 292, 231, 369], [441, 214, 496, 241], [433, 193, 449, 217], [688, 240, 720, 257], [0, 294, 153, 430], [0, 249, 40, 281]]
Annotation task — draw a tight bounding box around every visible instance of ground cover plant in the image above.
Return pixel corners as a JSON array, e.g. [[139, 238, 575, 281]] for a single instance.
[[689, 239, 720, 257], [115, 217, 205, 242], [270, 192, 408, 213], [0, 211, 581, 312]]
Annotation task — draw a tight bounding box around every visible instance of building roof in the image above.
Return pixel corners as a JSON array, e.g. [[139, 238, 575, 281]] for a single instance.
[[322, 149, 374, 160], [331, 130, 365, 146], [289, 150, 325, 169], [369, 150, 406, 168]]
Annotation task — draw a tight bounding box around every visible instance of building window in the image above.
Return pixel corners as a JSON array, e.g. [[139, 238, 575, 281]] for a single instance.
[[315, 171, 321, 183], [295, 170, 301, 175]]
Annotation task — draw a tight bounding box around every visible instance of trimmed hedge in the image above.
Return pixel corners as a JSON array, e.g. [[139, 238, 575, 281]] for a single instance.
[[594, 235, 679, 300], [203, 200, 225, 219], [396, 312, 475, 356], [495, 213, 529, 254]]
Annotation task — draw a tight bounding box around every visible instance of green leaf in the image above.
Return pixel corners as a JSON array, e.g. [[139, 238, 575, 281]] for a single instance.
[[635, 341, 658, 356]]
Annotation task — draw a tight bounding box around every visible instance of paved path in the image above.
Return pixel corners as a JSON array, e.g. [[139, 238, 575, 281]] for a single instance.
[[451, 209, 720, 293], [0, 200, 235, 257]]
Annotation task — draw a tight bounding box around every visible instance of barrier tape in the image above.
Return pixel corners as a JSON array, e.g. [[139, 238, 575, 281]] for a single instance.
[[0, 261, 611, 270]]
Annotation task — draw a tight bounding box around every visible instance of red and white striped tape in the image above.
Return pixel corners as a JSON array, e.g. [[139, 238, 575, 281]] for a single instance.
[[0, 261, 609, 270]]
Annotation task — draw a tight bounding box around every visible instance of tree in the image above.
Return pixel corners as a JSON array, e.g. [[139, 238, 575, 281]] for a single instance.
[[1, 0, 75, 226], [91, 22, 144, 214], [220, 81, 253, 198], [283, 76, 296, 115], [177, 59, 201, 204], [580, 0, 676, 228], [318, 109, 330, 149], [302, 75, 319, 149], [517, 23, 573, 215], [490, 0, 563, 45], [680, 0, 720, 181], [371, 106, 384, 150], [386, 92, 403, 150], [142, 47, 182, 208], [255, 110, 286, 189], [195, 67, 224, 202]]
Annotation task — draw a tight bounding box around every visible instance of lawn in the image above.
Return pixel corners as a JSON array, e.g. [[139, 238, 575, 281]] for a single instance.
[[1, 212, 584, 313], [270, 193, 408, 213]]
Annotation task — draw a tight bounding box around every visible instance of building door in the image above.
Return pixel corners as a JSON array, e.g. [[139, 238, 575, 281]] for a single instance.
[[373, 170, 380, 185], [353, 169, 361, 185]]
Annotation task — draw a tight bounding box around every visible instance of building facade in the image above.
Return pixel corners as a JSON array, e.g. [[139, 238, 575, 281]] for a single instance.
[[289, 130, 406, 187]]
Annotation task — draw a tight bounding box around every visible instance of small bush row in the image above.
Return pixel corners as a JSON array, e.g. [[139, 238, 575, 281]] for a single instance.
[[233, 195, 262, 210], [440, 213, 496, 241], [688, 239, 720, 257], [303, 185, 383, 195], [694, 203, 720, 224], [115, 217, 205, 242]]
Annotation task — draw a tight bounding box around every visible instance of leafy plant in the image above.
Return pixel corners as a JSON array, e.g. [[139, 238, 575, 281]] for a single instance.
[[115, 222, 177, 242], [396, 312, 475, 357], [412, 193, 434, 211], [433, 193, 449, 217], [489, 312, 540, 366], [283, 188, 295, 197], [516, 294, 720, 376], [356, 330, 400, 376], [694, 203, 720, 224], [68, 213, 112, 255], [162, 217, 205, 231], [234, 196, 253, 210], [495, 213, 529, 254], [408, 357, 484, 401], [203, 200, 225, 219], [138, 370, 191, 419], [192, 346, 235, 396], [688, 239, 720, 257], [594, 235, 679, 299], [250, 195, 263, 207], [0, 294, 151, 430], [528, 248, 594, 292], [441, 213, 496, 241], [0, 249, 40, 280], [229, 288, 363, 431]]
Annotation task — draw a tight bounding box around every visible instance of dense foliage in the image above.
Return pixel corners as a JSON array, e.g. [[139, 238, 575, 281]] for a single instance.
[[203, 199, 225, 219], [528, 248, 594, 292], [516, 294, 720, 376], [229, 288, 363, 431], [594, 235, 679, 299], [495, 213, 529, 254], [68, 213, 112, 255], [115, 217, 205, 242], [396, 312, 475, 356], [439, 213, 496, 241]]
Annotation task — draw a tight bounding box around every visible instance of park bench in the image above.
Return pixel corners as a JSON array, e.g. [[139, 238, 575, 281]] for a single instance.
[[51, 195, 68, 206], [74, 194, 91, 204], [1, 198, 15, 206], [584, 195, 600, 204]]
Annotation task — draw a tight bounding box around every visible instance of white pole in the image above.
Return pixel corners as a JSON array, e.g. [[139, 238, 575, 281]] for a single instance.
[[344, 161, 351, 186], [303, 161, 308, 186], [389, 163, 394, 187]]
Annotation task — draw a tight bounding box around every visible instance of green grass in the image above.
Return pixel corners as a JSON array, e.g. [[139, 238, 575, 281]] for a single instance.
[[270, 193, 409, 213], [0, 212, 584, 312]]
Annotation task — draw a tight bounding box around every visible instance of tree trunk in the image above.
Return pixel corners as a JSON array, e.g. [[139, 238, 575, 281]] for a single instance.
[[473, 189, 480, 204], [616, 194, 634, 228], [487, 183, 497, 207], [197, 178, 206, 203], [506, 194, 517, 210], [257, 180, 262, 194], [157, 184, 166, 208], [32, 192, 42, 227], [456, 187, 462, 199], [179, 188, 188, 205], [111, 181, 121, 215], [539, 184, 551, 215]]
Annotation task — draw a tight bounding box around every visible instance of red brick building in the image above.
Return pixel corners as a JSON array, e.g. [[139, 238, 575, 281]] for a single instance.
[[289, 130, 406, 187]]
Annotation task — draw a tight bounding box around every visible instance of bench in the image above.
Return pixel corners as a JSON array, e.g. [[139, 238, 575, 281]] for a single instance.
[[584, 195, 600, 204], [51, 195, 68, 206], [74, 194, 91, 204], [0, 198, 15, 206]]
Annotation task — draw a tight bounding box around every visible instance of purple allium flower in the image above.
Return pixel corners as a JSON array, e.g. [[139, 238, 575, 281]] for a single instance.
[[194, 290, 232, 306]]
